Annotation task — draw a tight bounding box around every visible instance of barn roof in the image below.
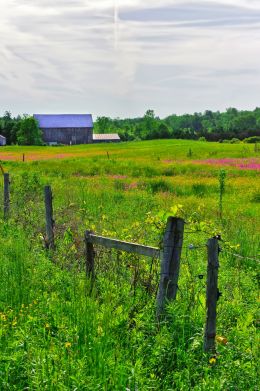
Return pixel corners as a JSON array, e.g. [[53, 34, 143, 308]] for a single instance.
[[34, 114, 93, 128], [93, 133, 120, 140], [0, 134, 6, 140]]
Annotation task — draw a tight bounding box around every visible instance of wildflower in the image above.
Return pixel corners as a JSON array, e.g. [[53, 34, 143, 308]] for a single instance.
[[1, 314, 7, 321], [12, 320, 17, 326], [216, 335, 228, 345], [65, 342, 72, 349], [45, 323, 50, 329], [209, 357, 217, 365], [97, 325, 104, 336]]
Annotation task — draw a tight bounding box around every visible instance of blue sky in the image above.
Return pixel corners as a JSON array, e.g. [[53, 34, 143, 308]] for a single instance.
[[0, 0, 260, 118]]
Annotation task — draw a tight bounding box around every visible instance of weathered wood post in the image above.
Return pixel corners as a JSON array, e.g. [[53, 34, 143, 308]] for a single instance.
[[4, 173, 10, 220], [44, 185, 55, 249], [85, 230, 95, 280], [157, 217, 184, 317], [204, 237, 219, 352]]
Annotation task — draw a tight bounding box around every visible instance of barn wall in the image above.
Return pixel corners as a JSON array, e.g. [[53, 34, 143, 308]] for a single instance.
[[42, 127, 93, 145]]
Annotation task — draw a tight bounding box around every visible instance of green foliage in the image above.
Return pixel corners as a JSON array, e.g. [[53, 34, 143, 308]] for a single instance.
[[243, 136, 260, 143], [16, 116, 42, 145], [93, 107, 260, 142], [0, 111, 20, 144]]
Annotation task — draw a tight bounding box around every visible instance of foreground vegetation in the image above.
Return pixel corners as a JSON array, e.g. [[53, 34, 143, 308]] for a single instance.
[[0, 140, 259, 389]]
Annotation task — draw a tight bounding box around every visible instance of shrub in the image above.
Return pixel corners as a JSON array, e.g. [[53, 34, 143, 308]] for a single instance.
[[243, 136, 260, 143], [230, 138, 240, 144]]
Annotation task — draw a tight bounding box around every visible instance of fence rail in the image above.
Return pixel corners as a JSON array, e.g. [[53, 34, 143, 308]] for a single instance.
[[85, 232, 161, 258]]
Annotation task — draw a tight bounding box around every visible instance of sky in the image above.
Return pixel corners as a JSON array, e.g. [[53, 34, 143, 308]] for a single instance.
[[0, 0, 260, 119]]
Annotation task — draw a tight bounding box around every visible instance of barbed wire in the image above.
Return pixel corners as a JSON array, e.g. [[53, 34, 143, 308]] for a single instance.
[[221, 248, 260, 263]]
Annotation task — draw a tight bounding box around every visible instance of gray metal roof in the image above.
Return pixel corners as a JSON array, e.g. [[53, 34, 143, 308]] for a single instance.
[[0, 135, 6, 139], [93, 133, 120, 140], [34, 114, 93, 128]]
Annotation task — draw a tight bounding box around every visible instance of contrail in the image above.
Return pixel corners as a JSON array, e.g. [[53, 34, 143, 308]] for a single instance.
[[114, 0, 119, 49]]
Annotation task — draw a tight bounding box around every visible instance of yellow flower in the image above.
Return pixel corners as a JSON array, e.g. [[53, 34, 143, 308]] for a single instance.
[[209, 357, 217, 365], [1, 314, 7, 321], [65, 342, 72, 349], [45, 323, 50, 329], [12, 320, 17, 326], [97, 325, 103, 336], [216, 335, 228, 345]]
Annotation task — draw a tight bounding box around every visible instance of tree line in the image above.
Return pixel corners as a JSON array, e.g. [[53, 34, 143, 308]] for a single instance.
[[1, 108, 260, 145], [95, 107, 260, 142], [0, 112, 42, 145]]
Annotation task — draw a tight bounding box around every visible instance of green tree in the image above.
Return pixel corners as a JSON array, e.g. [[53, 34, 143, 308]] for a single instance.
[[17, 116, 42, 145], [94, 117, 113, 134]]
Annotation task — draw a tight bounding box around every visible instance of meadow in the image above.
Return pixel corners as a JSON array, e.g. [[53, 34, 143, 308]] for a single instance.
[[0, 140, 259, 390]]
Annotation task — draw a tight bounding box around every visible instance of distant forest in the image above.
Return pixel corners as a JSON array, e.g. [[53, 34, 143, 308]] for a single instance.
[[1, 108, 260, 145], [95, 108, 260, 142]]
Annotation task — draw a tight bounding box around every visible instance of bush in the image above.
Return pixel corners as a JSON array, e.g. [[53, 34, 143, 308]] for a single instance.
[[17, 116, 43, 145], [230, 138, 241, 144], [243, 136, 260, 143], [198, 136, 206, 142]]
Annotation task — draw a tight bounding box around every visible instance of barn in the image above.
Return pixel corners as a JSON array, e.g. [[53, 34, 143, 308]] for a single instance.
[[93, 133, 121, 143], [34, 114, 93, 145], [0, 135, 6, 146]]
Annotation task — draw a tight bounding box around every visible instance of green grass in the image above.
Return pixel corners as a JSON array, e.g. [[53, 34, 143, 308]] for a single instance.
[[0, 140, 259, 390]]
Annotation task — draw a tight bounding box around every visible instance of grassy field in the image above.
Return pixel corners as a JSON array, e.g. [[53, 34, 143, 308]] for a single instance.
[[0, 140, 259, 390]]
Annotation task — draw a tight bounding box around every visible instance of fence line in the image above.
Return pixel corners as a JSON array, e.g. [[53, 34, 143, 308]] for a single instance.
[[2, 177, 225, 353]]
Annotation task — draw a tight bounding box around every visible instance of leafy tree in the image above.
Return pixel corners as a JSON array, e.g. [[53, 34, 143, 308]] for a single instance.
[[17, 116, 42, 145], [94, 117, 113, 134]]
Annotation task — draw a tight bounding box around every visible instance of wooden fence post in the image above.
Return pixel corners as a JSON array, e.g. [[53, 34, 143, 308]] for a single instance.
[[85, 230, 95, 280], [204, 237, 219, 352], [4, 173, 10, 220], [44, 185, 55, 249], [157, 217, 184, 317]]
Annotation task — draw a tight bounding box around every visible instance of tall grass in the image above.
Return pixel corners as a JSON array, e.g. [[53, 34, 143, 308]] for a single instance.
[[0, 140, 259, 389]]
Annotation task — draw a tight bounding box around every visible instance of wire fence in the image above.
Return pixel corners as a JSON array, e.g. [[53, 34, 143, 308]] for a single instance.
[[1, 170, 259, 353]]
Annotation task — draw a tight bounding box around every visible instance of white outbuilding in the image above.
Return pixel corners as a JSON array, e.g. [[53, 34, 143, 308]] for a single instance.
[[0, 135, 6, 146]]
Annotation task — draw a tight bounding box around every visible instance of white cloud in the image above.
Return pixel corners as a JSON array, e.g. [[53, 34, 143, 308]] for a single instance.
[[0, 0, 260, 117]]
